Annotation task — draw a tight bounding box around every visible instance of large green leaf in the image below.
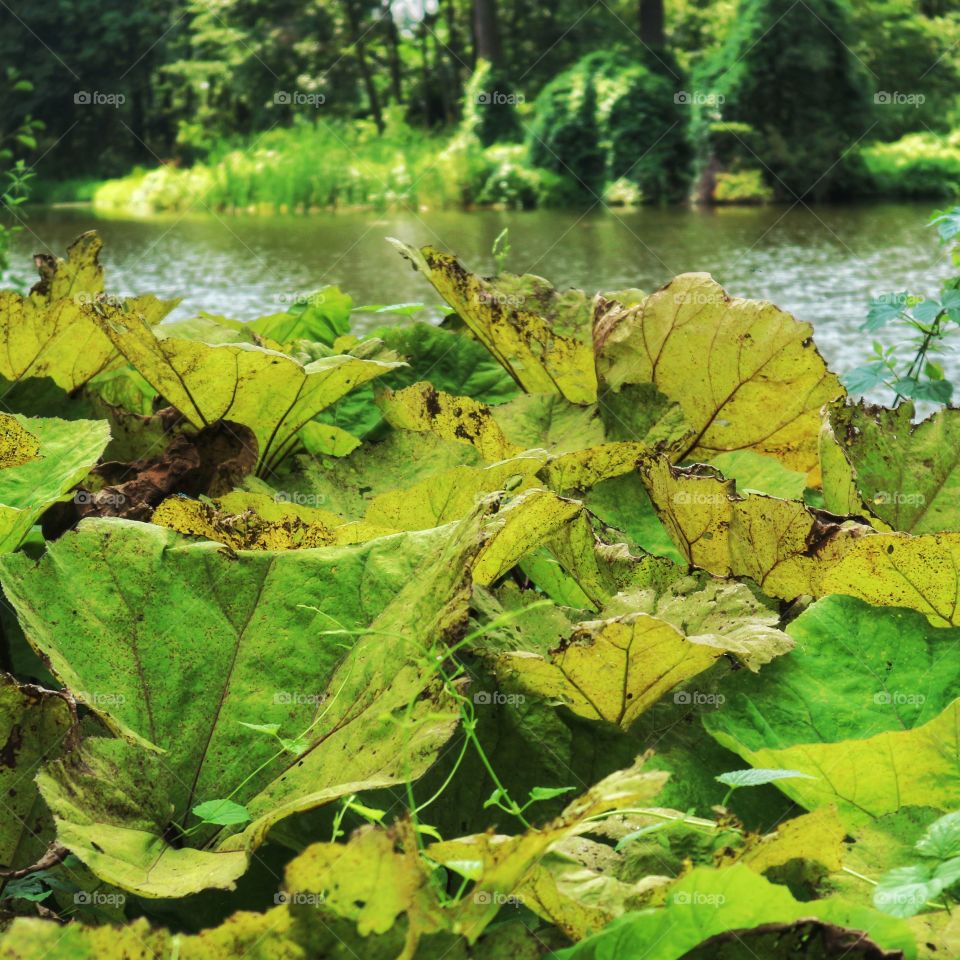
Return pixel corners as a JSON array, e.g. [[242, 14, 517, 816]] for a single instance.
[[378, 384, 672, 494], [390, 241, 598, 404], [0, 233, 177, 393], [91, 305, 402, 473], [595, 273, 843, 479], [0, 675, 73, 881], [0, 415, 110, 552], [0, 514, 477, 896], [639, 456, 960, 627], [822, 400, 960, 533], [493, 579, 790, 731], [704, 595, 960, 822], [0, 490, 583, 896], [552, 864, 916, 959], [317, 321, 521, 441], [278, 429, 483, 519]]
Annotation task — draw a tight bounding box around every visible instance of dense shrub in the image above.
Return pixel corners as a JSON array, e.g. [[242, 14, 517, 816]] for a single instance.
[[475, 144, 580, 208], [526, 51, 692, 203], [461, 60, 524, 147], [852, 0, 960, 141], [855, 131, 960, 198], [697, 0, 872, 200]]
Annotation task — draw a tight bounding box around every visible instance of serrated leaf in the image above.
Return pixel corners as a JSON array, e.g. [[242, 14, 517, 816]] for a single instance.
[[91, 304, 403, 473], [716, 769, 816, 788], [191, 799, 251, 826], [390, 241, 598, 404], [595, 273, 843, 480]]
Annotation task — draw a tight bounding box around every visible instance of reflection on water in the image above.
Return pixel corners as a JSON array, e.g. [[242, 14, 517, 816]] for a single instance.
[[6, 202, 951, 376]]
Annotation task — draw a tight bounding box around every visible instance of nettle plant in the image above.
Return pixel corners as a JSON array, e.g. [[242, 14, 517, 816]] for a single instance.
[[845, 207, 960, 404], [0, 223, 958, 958]]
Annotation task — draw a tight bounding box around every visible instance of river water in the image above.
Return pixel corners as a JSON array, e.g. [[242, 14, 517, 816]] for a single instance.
[[6, 201, 952, 377]]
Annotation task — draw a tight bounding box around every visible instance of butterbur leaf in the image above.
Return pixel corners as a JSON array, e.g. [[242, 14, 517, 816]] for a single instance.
[[600, 577, 792, 672], [192, 799, 251, 826], [733, 806, 846, 876], [379, 384, 664, 494], [494, 611, 752, 731], [706, 450, 807, 500], [0, 233, 178, 393], [716, 769, 816, 788], [430, 756, 669, 940], [151, 490, 345, 550], [641, 456, 960, 627], [0, 414, 40, 468], [0, 415, 110, 552], [704, 595, 960, 822], [0, 675, 74, 875], [91, 303, 403, 472], [0, 515, 477, 895], [595, 273, 843, 479], [378, 382, 520, 461], [821, 400, 960, 533], [551, 864, 916, 959], [248, 285, 353, 347], [390, 240, 598, 403], [283, 822, 446, 940], [2, 493, 581, 897]]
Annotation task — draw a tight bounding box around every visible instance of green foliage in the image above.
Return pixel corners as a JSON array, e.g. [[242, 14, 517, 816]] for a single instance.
[[845, 207, 960, 404], [851, 0, 960, 141], [857, 131, 960, 198], [7, 229, 960, 955], [698, 0, 872, 200], [527, 51, 693, 202], [460, 60, 524, 148], [712, 169, 772, 204]]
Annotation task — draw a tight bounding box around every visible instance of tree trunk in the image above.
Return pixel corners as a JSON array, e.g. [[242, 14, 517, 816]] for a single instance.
[[473, 0, 502, 63], [343, 0, 384, 132], [639, 0, 664, 48], [381, 0, 403, 104]]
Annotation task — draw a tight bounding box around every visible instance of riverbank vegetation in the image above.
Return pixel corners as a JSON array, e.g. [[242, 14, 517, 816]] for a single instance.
[[4, 0, 960, 215], [1, 223, 960, 956]]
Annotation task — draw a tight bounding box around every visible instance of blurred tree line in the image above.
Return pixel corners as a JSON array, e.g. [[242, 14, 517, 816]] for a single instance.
[[1, 0, 959, 202]]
